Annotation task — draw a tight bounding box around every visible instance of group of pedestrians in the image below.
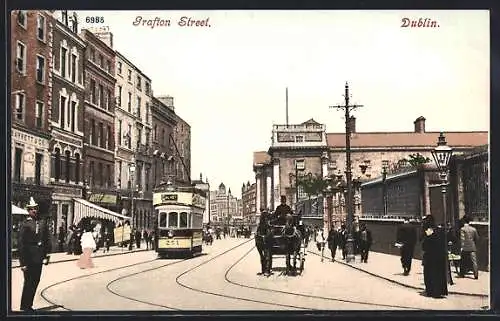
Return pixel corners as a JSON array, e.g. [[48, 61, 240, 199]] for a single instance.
[[395, 214, 480, 299]]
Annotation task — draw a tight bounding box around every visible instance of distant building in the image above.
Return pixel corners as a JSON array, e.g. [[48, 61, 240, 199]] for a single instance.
[[241, 181, 256, 224], [253, 116, 488, 227], [209, 183, 239, 225], [192, 173, 210, 224]]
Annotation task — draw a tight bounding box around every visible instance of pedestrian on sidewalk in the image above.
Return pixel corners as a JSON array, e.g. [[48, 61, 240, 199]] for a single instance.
[[358, 223, 372, 263], [103, 230, 111, 253], [66, 225, 75, 255], [459, 215, 480, 279], [18, 197, 51, 312], [315, 227, 325, 252], [57, 226, 66, 253], [339, 224, 347, 260], [73, 226, 83, 256], [326, 224, 339, 262], [422, 214, 448, 298], [396, 218, 417, 275], [77, 224, 96, 269], [143, 230, 149, 250], [135, 229, 142, 249]]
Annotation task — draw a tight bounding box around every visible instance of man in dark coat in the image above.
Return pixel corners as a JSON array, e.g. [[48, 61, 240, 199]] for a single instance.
[[422, 214, 448, 298], [338, 224, 347, 260], [17, 197, 51, 312], [327, 225, 339, 262], [396, 218, 417, 275], [358, 222, 373, 263], [135, 229, 142, 249], [459, 215, 480, 279], [142, 230, 149, 250], [272, 196, 293, 225]]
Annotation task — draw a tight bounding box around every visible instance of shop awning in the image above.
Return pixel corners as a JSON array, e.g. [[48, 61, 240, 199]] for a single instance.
[[12, 204, 29, 215], [73, 198, 130, 225]]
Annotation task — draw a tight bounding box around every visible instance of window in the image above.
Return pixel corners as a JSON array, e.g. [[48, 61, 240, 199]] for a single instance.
[[107, 125, 112, 149], [137, 164, 142, 189], [89, 161, 94, 186], [75, 153, 80, 184], [99, 54, 103, 68], [127, 124, 132, 148], [36, 56, 45, 83], [70, 101, 76, 132], [16, 42, 26, 73], [37, 14, 46, 41], [90, 47, 95, 61], [137, 75, 142, 91], [99, 84, 104, 107], [106, 164, 111, 187], [295, 135, 304, 142], [107, 89, 112, 110], [54, 148, 61, 180], [14, 148, 22, 182], [145, 166, 150, 191], [71, 54, 77, 83], [162, 129, 165, 146], [153, 125, 157, 141], [15, 93, 25, 121], [60, 96, 66, 127], [127, 69, 132, 82], [17, 10, 26, 28], [136, 97, 141, 118], [145, 128, 150, 147], [99, 123, 104, 148], [117, 61, 122, 74], [61, 47, 67, 77], [65, 150, 71, 183], [106, 60, 111, 73], [90, 119, 95, 145], [168, 212, 178, 228], [179, 212, 188, 228], [90, 79, 96, 104], [35, 101, 43, 128], [117, 161, 122, 189], [98, 163, 103, 186], [145, 103, 150, 123], [159, 212, 167, 228], [35, 153, 42, 185], [118, 120, 122, 145], [127, 92, 132, 112], [137, 128, 142, 148], [145, 82, 150, 95], [117, 86, 122, 107]]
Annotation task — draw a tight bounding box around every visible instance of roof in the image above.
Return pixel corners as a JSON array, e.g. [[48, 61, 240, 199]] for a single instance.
[[253, 151, 271, 165], [301, 118, 321, 125], [326, 131, 488, 148]]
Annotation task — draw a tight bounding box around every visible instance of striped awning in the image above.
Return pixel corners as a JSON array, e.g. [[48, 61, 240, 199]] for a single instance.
[[73, 198, 130, 225]]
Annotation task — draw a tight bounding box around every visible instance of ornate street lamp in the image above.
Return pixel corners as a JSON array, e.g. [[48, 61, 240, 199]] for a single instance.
[[430, 132, 454, 285]]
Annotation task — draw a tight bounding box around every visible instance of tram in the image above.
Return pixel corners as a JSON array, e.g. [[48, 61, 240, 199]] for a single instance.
[[153, 182, 206, 258]]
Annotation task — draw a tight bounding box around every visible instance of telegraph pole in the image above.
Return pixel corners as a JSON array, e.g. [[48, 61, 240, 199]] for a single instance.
[[329, 82, 363, 263]]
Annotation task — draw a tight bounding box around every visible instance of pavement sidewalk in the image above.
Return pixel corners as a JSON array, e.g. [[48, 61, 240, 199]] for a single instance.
[[308, 244, 489, 297], [11, 245, 151, 269]]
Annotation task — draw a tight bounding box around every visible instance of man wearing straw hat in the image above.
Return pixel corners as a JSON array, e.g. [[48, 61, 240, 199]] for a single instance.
[[17, 197, 51, 312]]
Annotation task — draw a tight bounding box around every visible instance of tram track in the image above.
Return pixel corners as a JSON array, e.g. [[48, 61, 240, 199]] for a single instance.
[[224, 245, 425, 310]]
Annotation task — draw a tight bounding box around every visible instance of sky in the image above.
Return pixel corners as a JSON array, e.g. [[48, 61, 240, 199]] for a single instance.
[[76, 10, 490, 198]]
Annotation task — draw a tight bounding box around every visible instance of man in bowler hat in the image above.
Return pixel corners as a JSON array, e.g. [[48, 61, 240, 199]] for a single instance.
[[17, 197, 51, 312]]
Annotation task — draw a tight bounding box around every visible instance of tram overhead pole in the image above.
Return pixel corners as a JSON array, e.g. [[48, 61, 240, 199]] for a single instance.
[[329, 82, 364, 263]]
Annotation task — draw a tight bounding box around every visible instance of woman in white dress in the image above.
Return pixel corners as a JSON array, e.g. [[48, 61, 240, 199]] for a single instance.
[[77, 225, 96, 269]]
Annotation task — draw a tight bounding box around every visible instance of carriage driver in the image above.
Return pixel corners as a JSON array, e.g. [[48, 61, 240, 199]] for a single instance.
[[272, 196, 293, 225]]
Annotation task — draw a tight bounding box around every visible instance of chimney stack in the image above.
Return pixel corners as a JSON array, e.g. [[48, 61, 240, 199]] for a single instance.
[[157, 95, 174, 109], [414, 116, 426, 133], [348, 116, 356, 133]]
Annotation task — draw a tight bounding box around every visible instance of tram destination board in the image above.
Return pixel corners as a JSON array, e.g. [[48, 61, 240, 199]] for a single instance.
[[161, 194, 178, 203]]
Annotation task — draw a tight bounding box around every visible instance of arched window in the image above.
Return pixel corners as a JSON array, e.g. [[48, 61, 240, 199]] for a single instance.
[[65, 150, 71, 182], [75, 153, 80, 184], [54, 148, 61, 180]]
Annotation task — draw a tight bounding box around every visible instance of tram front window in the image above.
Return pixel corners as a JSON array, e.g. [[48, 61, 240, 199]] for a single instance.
[[159, 212, 167, 228], [168, 212, 178, 228], [180, 212, 189, 228]]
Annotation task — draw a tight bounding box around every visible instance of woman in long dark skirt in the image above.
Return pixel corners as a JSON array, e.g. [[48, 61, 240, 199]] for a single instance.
[[422, 215, 448, 298]]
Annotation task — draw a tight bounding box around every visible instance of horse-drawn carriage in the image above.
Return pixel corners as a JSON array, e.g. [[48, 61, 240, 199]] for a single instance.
[[256, 212, 307, 276]]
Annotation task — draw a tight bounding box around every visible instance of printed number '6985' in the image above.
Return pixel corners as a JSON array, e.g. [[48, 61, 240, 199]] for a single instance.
[[86, 16, 104, 23]]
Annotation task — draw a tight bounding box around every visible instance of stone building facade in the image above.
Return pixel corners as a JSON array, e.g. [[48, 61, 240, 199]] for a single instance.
[[241, 182, 257, 224], [11, 10, 54, 217], [253, 116, 488, 230], [49, 10, 86, 232], [151, 96, 177, 188], [172, 101, 192, 185], [79, 29, 117, 212], [209, 183, 239, 225]]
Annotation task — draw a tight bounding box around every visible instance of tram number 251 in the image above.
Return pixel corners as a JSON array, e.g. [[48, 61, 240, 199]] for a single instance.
[[160, 239, 180, 247]]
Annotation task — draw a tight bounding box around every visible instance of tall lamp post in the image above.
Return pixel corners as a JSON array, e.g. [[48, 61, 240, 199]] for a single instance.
[[381, 160, 389, 218], [431, 132, 453, 285], [128, 163, 136, 250], [330, 83, 363, 263]]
